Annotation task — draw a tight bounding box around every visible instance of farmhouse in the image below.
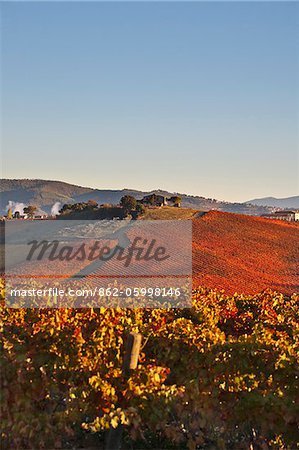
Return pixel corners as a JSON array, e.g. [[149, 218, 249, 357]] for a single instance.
[[167, 196, 182, 207], [140, 194, 168, 207], [139, 194, 182, 207], [262, 210, 299, 221]]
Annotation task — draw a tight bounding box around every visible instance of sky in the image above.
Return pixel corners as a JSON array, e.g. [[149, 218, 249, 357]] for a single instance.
[[1, 1, 298, 202]]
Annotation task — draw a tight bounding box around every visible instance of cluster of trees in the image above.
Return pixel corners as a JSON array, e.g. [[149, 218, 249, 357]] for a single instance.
[[59, 200, 98, 215], [59, 196, 145, 219], [120, 195, 145, 217], [23, 205, 37, 218], [59, 194, 182, 219], [6, 205, 37, 219]]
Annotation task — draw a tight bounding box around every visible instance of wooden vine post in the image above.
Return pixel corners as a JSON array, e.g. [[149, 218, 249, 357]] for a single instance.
[[105, 332, 142, 450]]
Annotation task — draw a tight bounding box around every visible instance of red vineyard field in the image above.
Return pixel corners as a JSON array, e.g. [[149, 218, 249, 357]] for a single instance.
[[192, 211, 299, 295]]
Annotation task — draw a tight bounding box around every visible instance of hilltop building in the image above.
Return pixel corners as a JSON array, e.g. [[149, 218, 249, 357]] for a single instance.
[[139, 194, 168, 207], [262, 210, 299, 221], [139, 194, 181, 207]]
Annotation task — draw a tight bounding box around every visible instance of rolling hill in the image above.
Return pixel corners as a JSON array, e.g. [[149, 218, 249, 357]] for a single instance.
[[0, 178, 273, 216], [247, 196, 299, 209], [192, 211, 299, 295]]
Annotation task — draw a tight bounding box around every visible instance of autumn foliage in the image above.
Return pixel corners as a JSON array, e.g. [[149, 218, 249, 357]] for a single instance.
[[1, 276, 298, 449], [192, 211, 299, 295]]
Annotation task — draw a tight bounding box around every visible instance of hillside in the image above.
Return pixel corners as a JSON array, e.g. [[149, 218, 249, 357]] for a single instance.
[[0, 179, 93, 214], [0, 178, 272, 216], [140, 206, 198, 220], [247, 195, 299, 209], [192, 211, 299, 295]]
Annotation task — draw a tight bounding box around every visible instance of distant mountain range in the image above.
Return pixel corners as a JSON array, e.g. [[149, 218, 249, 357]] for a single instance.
[[0, 178, 286, 216], [247, 196, 299, 209]]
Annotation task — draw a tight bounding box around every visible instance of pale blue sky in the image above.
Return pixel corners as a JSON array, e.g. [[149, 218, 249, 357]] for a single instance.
[[1, 1, 298, 202]]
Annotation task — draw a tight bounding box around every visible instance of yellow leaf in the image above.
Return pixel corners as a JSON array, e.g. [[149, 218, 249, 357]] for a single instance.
[[154, 373, 160, 383], [111, 417, 119, 428]]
